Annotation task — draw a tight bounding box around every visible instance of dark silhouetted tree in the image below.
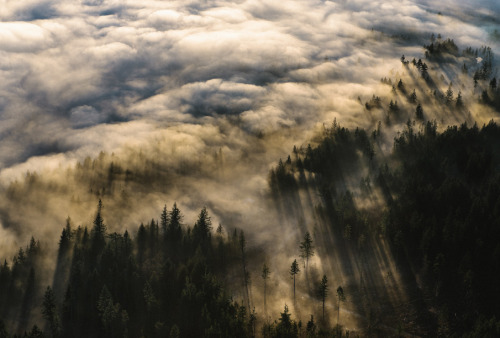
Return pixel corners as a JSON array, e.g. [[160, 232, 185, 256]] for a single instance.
[[90, 199, 106, 261], [239, 230, 251, 313], [446, 84, 454, 105], [397, 79, 406, 94], [318, 275, 328, 321], [270, 304, 298, 338], [167, 203, 182, 242], [290, 259, 300, 304], [409, 89, 417, 104], [456, 90, 464, 108], [306, 315, 316, 337], [193, 207, 212, 246], [299, 232, 314, 271], [261, 263, 270, 314], [26, 325, 44, 337], [490, 78, 497, 91], [42, 286, 60, 338], [416, 103, 424, 120], [161, 205, 168, 236], [336, 286, 345, 327]]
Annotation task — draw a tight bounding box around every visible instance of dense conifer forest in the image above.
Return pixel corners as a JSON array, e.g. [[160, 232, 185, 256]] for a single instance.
[[2, 119, 500, 337]]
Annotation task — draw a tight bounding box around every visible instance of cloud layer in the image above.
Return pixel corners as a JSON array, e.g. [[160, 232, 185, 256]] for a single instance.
[[1, 0, 496, 169]]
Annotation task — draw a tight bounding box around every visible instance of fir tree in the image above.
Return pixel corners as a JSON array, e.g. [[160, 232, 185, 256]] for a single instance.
[[336, 286, 345, 327], [261, 263, 270, 314], [299, 232, 314, 271], [290, 259, 300, 304], [416, 103, 424, 120], [42, 286, 61, 338], [318, 275, 328, 321]]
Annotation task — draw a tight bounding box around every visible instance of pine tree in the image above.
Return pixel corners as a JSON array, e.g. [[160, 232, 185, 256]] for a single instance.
[[58, 218, 72, 260], [416, 103, 424, 120], [336, 286, 345, 327], [193, 207, 212, 244], [26, 325, 44, 338], [239, 231, 251, 313], [490, 78, 497, 91], [318, 275, 328, 321], [136, 223, 147, 267], [167, 203, 182, 242], [42, 286, 61, 338], [397, 79, 406, 94], [261, 263, 270, 314], [290, 259, 300, 304], [97, 285, 127, 337], [90, 200, 106, 260], [275, 305, 298, 337], [216, 224, 224, 237], [409, 89, 417, 104], [446, 84, 454, 105], [299, 232, 314, 271], [456, 91, 464, 108], [161, 205, 169, 236], [19, 267, 36, 332]]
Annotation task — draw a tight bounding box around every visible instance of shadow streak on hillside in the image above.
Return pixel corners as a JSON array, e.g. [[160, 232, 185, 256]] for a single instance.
[[270, 154, 438, 336]]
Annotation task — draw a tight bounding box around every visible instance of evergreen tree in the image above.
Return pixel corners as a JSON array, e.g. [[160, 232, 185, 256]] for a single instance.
[[26, 325, 44, 338], [446, 84, 454, 105], [416, 103, 424, 120], [161, 205, 169, 236], [306, 315, 316, 337], [58, 218, 72, 260], [336, 286, 345, 327], [275, 304, 298, 338], [193, 207, 212, 245], [318, 275, 328, 321], [409, 89, 417, 104], [389, 100, 399, 114], [167, 203, 182, 242], [299, 232, 314, 271], [397, 79, 406, 94], [261, 263, 270, 314], [462, 63, 468, 74], [42, 286, 60, 338], [19, 267, 36, 332], [97, 285, 128, 338], [456, 90, 464, 108], [136, 223, 147, 267], [290, 259, 300, 304], [90, 199, 106, 260], [216, 223, 224, 237], [490, 78, 497, 91], [239, 231, 251, 313]]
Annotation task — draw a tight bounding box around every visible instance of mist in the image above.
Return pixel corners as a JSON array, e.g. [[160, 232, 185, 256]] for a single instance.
[[1, 0, 500, 335]]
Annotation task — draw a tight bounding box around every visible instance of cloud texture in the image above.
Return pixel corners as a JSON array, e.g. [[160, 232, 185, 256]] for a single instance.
[[1, 0, 496, 168]]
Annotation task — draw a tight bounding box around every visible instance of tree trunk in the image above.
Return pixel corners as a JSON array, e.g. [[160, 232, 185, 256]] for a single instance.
[[322, 297, 325, 321], [264, 280, 267, 315], [337, 298, 341, 335]]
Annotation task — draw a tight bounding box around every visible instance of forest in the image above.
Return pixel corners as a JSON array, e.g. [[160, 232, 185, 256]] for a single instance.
[[2, 118, 500, 337]]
